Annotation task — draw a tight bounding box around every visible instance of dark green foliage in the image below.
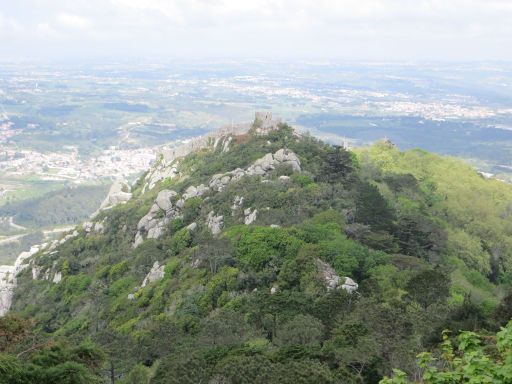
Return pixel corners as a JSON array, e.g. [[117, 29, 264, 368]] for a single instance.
[[405, 268, 450, 309], [317, 145, 354, 184], [355, 181, 395, 231], [182, 197, 202, 224]]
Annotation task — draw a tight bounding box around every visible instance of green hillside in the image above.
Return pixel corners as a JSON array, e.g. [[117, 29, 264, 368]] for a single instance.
[[3, 123, 512, 383]]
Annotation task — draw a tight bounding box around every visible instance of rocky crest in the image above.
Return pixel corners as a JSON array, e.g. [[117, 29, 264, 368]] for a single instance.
[[133, 147, 301, 247]]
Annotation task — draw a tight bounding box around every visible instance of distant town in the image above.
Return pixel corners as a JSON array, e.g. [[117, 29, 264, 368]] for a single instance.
[[0, 146, 156, 182]]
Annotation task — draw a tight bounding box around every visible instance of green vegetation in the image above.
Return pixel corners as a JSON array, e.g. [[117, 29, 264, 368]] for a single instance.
[[382, 321, 512, 383], [5, 126, 512, 383], [0, 315, 104, 383]]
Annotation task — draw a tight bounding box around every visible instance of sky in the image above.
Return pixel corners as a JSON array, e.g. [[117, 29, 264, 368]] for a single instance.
[[0, 0, 511, 61]]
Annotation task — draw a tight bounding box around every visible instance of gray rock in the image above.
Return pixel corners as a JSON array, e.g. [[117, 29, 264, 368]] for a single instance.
[[93, 180, 132, 216], [209, 174, 224, 190], [255, 153, 275, 171], [145, 164, 179, 192], [53, 271, 62, 284], [274, 149, 301, 172], [32, 266, 40, 280], [341, 277, 359, 293], [207, 211, 224, 235], [186, 222, 198, 231], [141, 261, 165, 287], [230, 168, 246, 181], [222, 136, 232, 152], [183, 185, 198, 200], [316, 259, 358, 293], [155, 189, 177, 211], [137, 210, 156, 230], [149, 203, 161, 214], [183, 184, 208, 200], [274, 148, 299, 164], [93, 221, 105, 233], [133, 231, 144, 248], [175, 198, 185, 209], [316, 259, 341, 291], [83, 221, 93, 232], [231, 196, 244, 213], [244, 208, 258, 225], [147, 225, 165, 239]]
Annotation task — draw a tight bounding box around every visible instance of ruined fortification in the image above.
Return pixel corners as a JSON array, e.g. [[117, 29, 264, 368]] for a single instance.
[[159, 112, 281, 164]]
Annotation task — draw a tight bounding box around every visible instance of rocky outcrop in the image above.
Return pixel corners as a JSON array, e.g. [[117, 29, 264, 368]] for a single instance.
[[231, 196, 244, 214], [92, 180, 132, 217], [133, 185, 208, 247], [186, 222, 198, 231], [244, 208, 258, 225], [316, 259, 358, 293], [143, 161, 179, 193], [155, 190, 177, 211], [0, 245, 42, 316], [52, 271, 62, 284], [246, 149, 300, 175], [207, 211, 224, 235], [182, 185, 209, 200], [141, 261, 165, 287], [209, 149, 301, 194], [134, 148, 300, 246], [341, 277, 358, 293]]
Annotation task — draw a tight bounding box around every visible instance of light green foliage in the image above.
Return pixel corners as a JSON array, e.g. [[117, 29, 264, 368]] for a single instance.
[[357, 143, 512, 277], [226, 225, 303, 270], [165, 227, 192, 256], [381, 321, 512, 383], [164, 258, 180, 278], [202, 266, 239, 309], [291, 173, 315, 187], [109, 261, 129, 281], [119, 364, 152, 384]]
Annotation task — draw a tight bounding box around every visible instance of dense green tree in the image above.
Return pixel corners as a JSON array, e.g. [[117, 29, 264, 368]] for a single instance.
[[354, 182, 395, 232], [405, 269, 450, 309], [317, 145, 354, 185]]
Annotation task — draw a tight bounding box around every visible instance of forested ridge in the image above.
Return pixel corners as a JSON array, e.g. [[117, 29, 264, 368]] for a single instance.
[[2, 123, 512, 383]]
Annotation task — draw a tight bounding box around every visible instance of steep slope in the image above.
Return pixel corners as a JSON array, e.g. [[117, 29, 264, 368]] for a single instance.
[[3, 121, 512, 383]]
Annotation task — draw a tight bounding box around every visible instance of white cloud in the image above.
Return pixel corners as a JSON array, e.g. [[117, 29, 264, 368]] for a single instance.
[[0, 0, 511, 60], [56, 13, 91, 29]]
